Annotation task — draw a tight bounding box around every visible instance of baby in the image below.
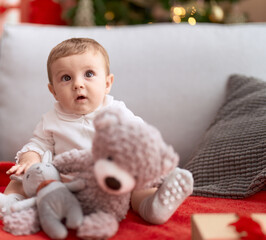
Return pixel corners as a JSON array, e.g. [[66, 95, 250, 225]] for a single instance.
[[0, 38, 193, 225]]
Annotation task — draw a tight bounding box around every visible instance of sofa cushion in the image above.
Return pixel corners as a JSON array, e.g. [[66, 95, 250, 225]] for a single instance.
[[185, 74, 266, 198]]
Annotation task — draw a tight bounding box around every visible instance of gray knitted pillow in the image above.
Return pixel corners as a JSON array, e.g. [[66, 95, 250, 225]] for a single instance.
[[185, 74, 266, 199]]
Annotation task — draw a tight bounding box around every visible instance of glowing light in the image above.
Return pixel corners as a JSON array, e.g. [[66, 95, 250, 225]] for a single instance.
[[191, 6, 197, 15], [188, 17, 196, 26], [104, 11, 115, 21], [173, 15, 181, 23], [173, 6, 186, 16]]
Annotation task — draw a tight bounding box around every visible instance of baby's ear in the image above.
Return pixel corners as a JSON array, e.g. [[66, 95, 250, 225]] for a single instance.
[[10, 174, 23, 183], [105, 73, 114, 94], [48, 83, 58, 100]]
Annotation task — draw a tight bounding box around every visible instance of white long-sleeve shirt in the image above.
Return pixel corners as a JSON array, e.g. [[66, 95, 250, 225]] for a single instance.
[[16, 95, 142, 162]]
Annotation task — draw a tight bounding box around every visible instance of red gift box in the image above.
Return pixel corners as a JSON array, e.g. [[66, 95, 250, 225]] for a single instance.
[[191, 213, 266, 240]]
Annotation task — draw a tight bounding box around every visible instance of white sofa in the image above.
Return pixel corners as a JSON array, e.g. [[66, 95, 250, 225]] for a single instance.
[[0, 22, 266, 167]]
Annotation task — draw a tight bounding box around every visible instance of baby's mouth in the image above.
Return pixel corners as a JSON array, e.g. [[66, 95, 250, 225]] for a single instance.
[[76, 95, 87, 101]]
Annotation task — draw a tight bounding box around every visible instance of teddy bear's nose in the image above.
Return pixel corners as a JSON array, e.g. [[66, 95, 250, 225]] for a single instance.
[[105, 177, 121, 190], [95, 159, 136, 195]]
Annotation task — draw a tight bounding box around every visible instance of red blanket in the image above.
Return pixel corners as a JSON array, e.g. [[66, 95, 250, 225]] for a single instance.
[[1, 162, 265, 240]]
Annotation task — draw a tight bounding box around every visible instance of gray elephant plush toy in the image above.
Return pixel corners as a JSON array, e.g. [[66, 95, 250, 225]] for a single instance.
[[5, 151, 85, 239]]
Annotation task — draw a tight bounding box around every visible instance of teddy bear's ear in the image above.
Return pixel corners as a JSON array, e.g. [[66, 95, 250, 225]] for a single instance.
[[94, 107, 124, 131]]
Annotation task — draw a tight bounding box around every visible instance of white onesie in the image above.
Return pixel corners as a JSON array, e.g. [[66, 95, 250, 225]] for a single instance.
[[16, 95, 143, 162]]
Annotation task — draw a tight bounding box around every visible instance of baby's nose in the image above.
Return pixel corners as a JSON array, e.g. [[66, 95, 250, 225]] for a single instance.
[[73, 78, 85, 89]]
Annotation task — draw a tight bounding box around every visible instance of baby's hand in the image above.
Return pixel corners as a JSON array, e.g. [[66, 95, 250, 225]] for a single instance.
[[6, 151, 41, 175], [6, 164, 27, 175]]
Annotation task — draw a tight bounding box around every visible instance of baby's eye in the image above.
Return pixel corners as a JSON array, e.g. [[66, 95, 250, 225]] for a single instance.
[[62, 75, 71, 82], [85, 70, 94, 78]]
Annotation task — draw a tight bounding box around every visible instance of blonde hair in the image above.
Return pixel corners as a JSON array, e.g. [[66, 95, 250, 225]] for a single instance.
[[47, 38, 110, 84]]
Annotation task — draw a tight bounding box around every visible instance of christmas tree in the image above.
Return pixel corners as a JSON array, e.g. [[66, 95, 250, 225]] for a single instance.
[[63, 0, 247, 26]]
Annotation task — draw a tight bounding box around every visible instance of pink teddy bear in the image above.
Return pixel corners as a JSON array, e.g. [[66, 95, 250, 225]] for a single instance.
[[53, 106, 185, 239]]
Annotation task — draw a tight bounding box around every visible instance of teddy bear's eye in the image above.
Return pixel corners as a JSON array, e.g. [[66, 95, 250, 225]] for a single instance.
[[26, 174, 30, 179], [107, 156, 113, 161]]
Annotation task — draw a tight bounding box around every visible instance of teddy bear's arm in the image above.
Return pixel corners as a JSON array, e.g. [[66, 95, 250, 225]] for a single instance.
[[53, 149, 92, 174], [11, 197, 37, 212], [64, 179, 86, 192]]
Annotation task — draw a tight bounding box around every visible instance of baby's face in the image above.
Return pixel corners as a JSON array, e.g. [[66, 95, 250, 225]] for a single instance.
[[48, 51, 113, 115]]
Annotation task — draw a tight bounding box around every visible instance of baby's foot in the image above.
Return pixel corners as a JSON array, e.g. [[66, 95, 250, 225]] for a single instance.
[[0, 193, 25, 218], [139, 167, 193, 224]]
